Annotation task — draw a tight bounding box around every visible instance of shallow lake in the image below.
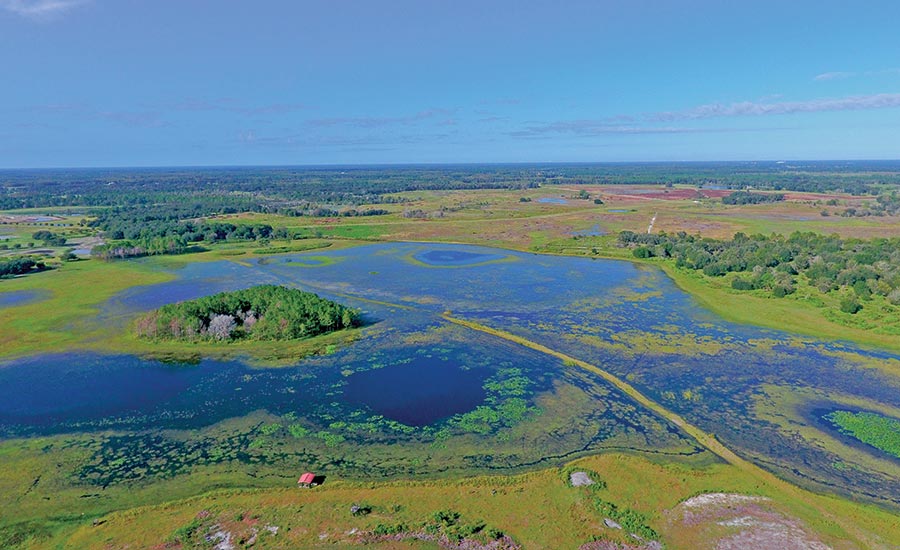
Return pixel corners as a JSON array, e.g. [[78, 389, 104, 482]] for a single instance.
[[3, 242, 900, 502]]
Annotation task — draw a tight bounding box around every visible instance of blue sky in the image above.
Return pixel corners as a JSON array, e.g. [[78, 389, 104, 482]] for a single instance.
[[2, 0, 900, 167]]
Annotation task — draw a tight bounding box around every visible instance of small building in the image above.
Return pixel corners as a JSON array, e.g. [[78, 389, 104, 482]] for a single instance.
[[298, 472, 317, 488]]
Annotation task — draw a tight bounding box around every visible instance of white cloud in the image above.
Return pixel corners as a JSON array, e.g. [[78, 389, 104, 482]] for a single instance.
[[814, 68, 900, 82], [814, 71, 855, 81], [510, 91, 900, 138], [170, 98, 308, 116], [510, 121, 745, 138], [649, 93, 900, 121], [0, 0, 88, 19], [307, 108, 455, 128]]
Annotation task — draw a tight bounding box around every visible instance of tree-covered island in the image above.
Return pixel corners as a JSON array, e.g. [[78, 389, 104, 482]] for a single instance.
[[135, 285, 360, 342]]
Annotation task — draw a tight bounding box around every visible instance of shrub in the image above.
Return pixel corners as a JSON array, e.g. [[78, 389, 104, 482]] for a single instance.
[[731, 277, 754, 290], [373, 523, 407, 536], [773, 285, 794, 298], [840, 297, 862, 314], [632, 247, 653, 259]]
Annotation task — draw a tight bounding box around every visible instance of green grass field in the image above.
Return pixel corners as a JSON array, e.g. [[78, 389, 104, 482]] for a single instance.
[[12, 452, 897, 549]]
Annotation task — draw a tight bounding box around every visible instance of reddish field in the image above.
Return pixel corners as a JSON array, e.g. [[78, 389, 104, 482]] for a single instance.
[[604, 188, 733, 201]]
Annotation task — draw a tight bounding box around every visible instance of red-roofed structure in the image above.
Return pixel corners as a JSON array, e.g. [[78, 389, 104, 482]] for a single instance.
[[298, 472, 316, 487]]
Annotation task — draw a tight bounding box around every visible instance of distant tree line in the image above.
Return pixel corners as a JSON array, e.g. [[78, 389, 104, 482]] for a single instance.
[[0, 165, 542, 211], [135, 285, 360, 342], [6, 162, 897, 213], [620, 230, 900, 313], [277, 206, 390, 218], [722, 191, 785, 205]]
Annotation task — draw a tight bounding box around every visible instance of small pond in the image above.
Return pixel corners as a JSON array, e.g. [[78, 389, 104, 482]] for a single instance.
[[0, 289, 48, 308], [571, 224, 606, 237], [412, 249, 509, 267]]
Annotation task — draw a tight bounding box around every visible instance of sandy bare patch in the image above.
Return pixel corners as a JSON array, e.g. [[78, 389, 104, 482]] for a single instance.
[[680, 493, 765, 509], [579, 540, 662, 550], [570, 471, 595, 486], [668, 493, 831, 550]]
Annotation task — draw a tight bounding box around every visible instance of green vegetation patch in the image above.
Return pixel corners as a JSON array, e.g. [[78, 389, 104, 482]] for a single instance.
[[252, 241, 332, 255], [722, 191, 785, 205], [135, 284, 360, 342], [825, 410, 900, 459], [620, 230, 900, 325], [0, 257, 50, 278]]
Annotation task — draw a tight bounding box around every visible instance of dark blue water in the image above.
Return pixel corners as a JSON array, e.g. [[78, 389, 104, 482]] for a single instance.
[[413, 249, 508, 267], [343, 358, 488, 426], [0, 353, 333, 436], [0, 321, 555, 439], [0, 354, 201, 423]]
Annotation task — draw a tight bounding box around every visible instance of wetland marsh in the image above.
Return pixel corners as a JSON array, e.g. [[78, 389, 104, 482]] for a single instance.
[[3, 242, 898, 518]]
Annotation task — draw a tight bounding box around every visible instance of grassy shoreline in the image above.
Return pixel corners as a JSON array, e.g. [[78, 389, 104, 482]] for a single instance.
[[647, 259, 900, 353], [22, 452, 900, 549]]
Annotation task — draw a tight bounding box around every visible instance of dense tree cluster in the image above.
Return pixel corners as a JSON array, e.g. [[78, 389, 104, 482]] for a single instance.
[[91, 236, 192, 260], [135, 285, 360, 342], [89, 209, 276, 259], [721, 191, 785, 205], [89, 206, 273, 241], [31, 230, 67, 246], [0, 257, 47, 278], [620, 230, 900, 312]]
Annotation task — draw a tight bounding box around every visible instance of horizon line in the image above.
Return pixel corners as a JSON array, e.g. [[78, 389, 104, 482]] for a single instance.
[[3, 158, 900, 172]]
